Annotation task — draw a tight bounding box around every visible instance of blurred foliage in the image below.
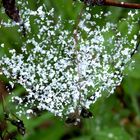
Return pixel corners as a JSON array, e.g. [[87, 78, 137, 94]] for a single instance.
[[0, 0, 140, 140]]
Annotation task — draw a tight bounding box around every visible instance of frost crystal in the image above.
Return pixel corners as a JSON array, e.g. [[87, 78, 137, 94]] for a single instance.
[[0, 1, 139, 117]]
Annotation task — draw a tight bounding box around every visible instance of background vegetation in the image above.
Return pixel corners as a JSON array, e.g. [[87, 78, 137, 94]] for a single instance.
[[0, 0, 140, 140]]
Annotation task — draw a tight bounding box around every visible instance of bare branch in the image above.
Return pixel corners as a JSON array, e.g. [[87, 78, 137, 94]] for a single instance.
[[104, 0, 140, 9], [82, 0, 140, 9]]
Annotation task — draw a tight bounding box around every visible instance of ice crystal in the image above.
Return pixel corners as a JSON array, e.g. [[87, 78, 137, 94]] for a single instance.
[[0, 1, 139, 118]]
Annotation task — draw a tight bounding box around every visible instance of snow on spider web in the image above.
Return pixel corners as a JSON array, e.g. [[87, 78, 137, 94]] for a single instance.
[[0, 1, 139, 118]]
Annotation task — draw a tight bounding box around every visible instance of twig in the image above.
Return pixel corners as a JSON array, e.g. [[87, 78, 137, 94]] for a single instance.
[[131, 40, 140, 57], [104, 0, 140, 9], [82, 0, 140, 9], [73, 6, 85, 111]]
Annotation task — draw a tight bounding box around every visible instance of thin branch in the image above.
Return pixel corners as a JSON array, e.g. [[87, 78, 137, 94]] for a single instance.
[[73, 6, 84, 109], [82, 0, 140, 9], [104, 0, 140, 9], [131, 40, 140, 57]]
